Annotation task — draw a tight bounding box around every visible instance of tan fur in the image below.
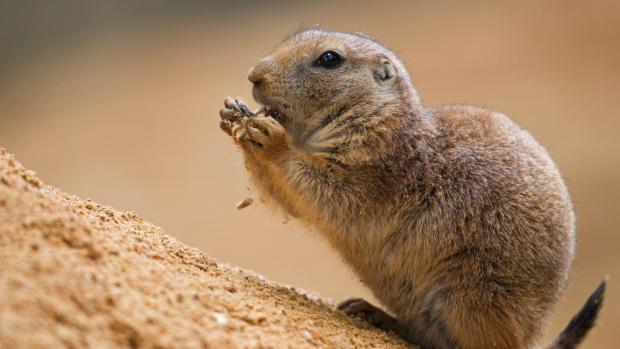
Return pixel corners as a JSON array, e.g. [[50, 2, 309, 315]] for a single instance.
[[219, 29, 582, 349]]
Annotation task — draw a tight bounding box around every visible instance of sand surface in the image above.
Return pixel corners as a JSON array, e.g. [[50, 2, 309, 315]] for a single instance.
[[0, 149, 411, 349]]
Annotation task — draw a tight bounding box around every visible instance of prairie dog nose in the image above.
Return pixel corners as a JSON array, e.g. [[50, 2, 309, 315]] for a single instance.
[[248, 58, 272, 84]]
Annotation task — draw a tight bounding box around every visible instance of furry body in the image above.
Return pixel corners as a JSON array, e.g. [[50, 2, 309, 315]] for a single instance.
[[219, 29, 603, 349]]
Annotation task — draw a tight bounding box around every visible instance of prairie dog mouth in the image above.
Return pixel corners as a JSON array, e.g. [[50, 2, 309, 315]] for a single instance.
[[256, 105, 286, 123]]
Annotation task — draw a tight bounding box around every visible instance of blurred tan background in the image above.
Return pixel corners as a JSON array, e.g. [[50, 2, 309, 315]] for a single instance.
[[1, 0, 618, 347]]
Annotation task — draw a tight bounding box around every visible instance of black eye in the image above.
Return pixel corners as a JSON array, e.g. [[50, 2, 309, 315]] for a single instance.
[[314, 51, 342, 68]]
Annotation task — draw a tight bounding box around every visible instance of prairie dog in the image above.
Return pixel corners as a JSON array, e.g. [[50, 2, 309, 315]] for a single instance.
[[218, 29, 605, 349]]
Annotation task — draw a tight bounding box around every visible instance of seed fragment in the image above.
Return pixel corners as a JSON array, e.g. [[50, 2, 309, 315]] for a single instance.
[[236, 197, 254, 210]]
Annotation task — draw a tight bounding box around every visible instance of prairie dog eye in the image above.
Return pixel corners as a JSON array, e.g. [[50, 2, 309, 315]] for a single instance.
[[314, 51, 343, 68]]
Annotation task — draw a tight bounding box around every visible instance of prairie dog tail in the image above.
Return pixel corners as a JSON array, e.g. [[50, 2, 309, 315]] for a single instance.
[[545, 281, 606, 349]]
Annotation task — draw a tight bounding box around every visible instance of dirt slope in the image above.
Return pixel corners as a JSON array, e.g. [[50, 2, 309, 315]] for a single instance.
[[0, 149, 410, 349]]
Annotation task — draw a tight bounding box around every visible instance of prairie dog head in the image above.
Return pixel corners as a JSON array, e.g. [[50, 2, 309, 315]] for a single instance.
[[248, 29, 421, 139]]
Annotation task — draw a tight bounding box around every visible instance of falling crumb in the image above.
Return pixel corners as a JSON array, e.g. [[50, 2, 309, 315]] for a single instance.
[[281, 213, 290, 224], [236, 197, 254, 210], [213, 312, 229, 325]]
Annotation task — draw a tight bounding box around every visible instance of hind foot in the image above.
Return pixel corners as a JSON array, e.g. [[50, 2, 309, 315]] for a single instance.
[[338, 297, 401, 333]]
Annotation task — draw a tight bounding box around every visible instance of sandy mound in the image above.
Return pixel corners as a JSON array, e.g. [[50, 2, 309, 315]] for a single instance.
[[0, 149, 410, 349]]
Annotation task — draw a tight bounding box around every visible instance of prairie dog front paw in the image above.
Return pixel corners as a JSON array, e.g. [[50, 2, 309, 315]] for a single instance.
[[219, 98, 288, 159], [219, 97, 255, 136]]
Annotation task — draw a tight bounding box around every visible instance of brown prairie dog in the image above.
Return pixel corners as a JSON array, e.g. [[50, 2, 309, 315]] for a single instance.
[[218, 29, 605, 349]]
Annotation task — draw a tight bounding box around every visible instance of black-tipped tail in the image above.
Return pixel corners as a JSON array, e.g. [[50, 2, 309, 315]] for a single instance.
[[548, 280, 606, 349]]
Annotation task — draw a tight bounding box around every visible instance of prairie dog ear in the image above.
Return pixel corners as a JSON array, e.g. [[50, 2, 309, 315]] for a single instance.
[[374, 57, 396, 83]]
